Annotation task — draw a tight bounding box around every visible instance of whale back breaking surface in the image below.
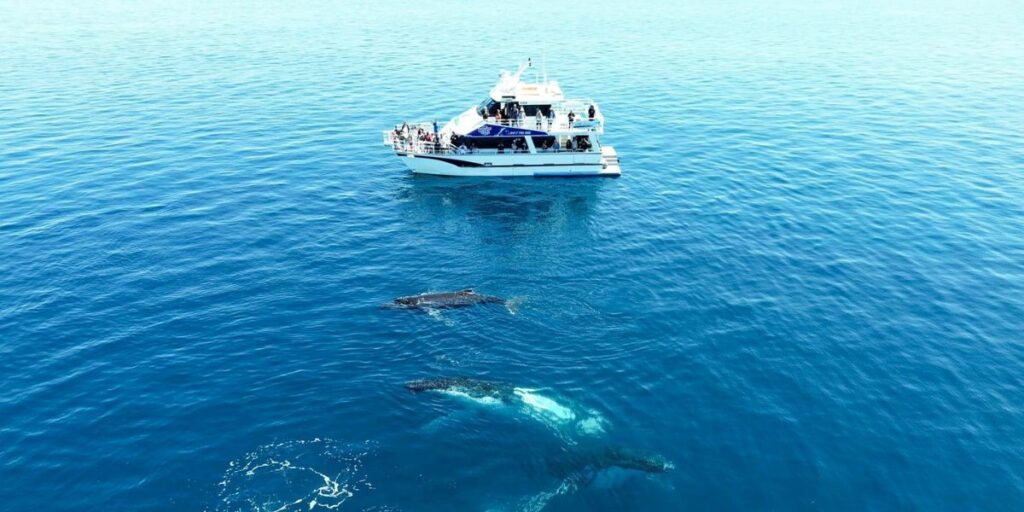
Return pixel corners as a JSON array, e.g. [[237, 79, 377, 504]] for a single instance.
[[404, 377, 512, 403], [391, 289, 505, 309]]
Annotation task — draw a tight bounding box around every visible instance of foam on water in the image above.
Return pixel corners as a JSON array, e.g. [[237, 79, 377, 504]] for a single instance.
[[215, 439, 374, 512]]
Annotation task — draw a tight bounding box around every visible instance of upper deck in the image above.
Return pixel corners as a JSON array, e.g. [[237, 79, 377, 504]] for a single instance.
[[384, 61, 608, 157]]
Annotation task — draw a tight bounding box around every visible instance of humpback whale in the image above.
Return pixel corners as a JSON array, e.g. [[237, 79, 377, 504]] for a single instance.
[[405, 377, 607, 439], [386, 289, 506, 310], [512, 448, 673, 512], [557, 447, 673, 477], [405, 377, 513, 403], [405, 377, 668, 512]]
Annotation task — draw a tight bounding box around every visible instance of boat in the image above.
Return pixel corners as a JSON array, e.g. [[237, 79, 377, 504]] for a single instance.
[[383, 60, 621, 177]]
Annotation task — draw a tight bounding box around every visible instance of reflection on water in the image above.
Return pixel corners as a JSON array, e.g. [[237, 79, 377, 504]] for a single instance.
[[396, 175, 608, 242]]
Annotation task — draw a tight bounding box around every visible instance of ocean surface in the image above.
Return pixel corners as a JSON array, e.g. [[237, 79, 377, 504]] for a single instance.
[[2, 1, 1024, 510]]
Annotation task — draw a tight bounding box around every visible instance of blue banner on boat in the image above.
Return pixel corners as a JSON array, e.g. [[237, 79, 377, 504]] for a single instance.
[[465, 124, 547, 138]]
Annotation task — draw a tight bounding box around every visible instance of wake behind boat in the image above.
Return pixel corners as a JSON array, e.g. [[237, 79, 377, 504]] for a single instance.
[[383, 60, 621, 177]]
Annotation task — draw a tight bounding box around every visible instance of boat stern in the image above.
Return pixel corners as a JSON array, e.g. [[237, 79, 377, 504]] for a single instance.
[[599, 146, 621, 176]]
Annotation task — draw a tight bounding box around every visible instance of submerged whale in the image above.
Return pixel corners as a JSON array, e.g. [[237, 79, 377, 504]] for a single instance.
[[557, 447, 673, 477], [511, 448, 673, 512], [385, 289, 507, 310], [405, 377, 607, 439]]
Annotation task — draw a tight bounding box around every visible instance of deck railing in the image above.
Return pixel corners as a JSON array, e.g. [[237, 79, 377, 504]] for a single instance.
[[383, 134, 598, 156]]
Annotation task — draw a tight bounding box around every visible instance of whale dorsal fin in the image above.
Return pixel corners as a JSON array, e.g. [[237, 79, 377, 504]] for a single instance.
[[459, 288, 474, 293]]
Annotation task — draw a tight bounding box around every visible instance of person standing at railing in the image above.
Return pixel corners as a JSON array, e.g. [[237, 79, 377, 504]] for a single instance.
[[547, 108, 555, 131], [588, 104, 596, 121], [518, 104, 525, 128], [535, 109, 543, 130], [568, 111, 575, 129]]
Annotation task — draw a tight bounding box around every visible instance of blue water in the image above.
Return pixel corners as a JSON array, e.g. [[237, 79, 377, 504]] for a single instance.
[[2, 1, 1024, 510]]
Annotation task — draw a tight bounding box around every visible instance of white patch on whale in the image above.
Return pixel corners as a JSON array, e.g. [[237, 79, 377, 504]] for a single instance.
[[576, 415, 608, 435], [439, 388, 503, 406], [512, 388, 607, 439], [513, 388, 575, 422]]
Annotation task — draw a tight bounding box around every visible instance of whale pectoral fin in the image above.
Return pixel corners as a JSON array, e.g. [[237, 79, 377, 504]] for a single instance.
[[504, 297, 523, 315], [513, 477, 579, 512], [424, 307, 454, 326]]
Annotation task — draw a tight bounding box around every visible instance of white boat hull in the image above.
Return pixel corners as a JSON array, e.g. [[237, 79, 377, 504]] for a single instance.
[[396, 147, 621, 177]]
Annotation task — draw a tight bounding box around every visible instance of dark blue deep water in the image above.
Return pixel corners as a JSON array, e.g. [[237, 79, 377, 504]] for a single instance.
[[2, 1, 1024, 510]]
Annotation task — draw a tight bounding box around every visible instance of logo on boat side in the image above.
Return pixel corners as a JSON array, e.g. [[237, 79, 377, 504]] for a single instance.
[[466, 124, 546, 138]]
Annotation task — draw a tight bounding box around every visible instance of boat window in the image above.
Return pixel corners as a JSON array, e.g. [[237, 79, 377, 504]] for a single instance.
[[463, 136, 519, 150], [477, 98, 498, 116], [531, 136, 557, 148]]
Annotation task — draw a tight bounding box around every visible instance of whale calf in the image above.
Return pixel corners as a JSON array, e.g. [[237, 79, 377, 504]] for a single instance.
[[385, 289, 507, 310], [513, 448, 672, 512], [560, 447, 673, 477]]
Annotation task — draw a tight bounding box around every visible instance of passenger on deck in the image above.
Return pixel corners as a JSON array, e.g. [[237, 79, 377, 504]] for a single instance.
[[565, 138, 573, 151], [547, 108, 555, 130], [495, 109, 504, 125], [497, 141, 505, 154], [567, 111, 575, 129], [535, 109, 543, 130], [518, 105, 526, 127], [588, 104, 596, 121], [470, 142, 478, 153]]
